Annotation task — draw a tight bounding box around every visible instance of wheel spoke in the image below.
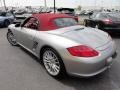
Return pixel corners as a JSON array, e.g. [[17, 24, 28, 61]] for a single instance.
[[43, 50, 60, 76], [7, 32, 17, 45], [54, 64, 60, 70], [53, 65, 59, 73], [49, 64, 54, 72], [44, 59, 51, 63]]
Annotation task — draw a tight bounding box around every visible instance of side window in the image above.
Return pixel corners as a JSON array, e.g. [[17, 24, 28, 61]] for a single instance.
[[54, 18, 77, 27], [23, 17, 39, 30]]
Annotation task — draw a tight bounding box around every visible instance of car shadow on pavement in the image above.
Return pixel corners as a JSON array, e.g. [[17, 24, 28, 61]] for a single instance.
[[110, 33, 120, 39], [19, 46, 43, 65], [59, 63, 120, 90], [17, 39, 120, 90], [57, 71, 110, 90]]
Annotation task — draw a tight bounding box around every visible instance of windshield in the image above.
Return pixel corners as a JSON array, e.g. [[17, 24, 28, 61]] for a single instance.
[[54, 18, 77, 28]]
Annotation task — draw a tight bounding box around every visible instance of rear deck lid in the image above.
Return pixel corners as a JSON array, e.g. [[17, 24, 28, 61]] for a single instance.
[[46, 25, 110, 49]]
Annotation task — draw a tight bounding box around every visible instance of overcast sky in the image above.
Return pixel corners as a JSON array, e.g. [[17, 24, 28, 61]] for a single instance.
[[1, 0, 120, 8]]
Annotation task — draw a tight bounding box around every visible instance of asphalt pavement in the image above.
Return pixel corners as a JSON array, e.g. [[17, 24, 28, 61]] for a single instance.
[[0, 28, 120, 90]]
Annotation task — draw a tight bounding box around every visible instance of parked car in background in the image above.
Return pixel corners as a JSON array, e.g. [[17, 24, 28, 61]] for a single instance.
[[14, 13, 31, 24], [7, 13, 117, 78], [14, 9, 27, 15], [84, 12, 120, 33], [0, 12, 14, 27], [57, 8, 78, 22], [79, 10, 93, 16]]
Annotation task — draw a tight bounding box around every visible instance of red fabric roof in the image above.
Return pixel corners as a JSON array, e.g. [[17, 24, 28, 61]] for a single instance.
[[32, 13, 74, 31]]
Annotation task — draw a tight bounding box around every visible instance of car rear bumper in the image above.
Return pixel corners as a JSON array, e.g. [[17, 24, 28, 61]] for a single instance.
[[59, 40, 117, 77], [68, 52, 117, 77]]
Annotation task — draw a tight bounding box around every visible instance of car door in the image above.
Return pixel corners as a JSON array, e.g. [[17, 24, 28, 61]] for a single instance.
[[15, 17, 39, 51]]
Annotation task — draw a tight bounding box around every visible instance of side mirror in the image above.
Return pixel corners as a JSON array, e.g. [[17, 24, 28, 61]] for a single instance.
[[15, 23, 21, 27]]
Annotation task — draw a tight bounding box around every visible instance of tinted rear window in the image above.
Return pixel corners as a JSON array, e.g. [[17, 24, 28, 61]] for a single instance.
[[54, 18, 77, 28]]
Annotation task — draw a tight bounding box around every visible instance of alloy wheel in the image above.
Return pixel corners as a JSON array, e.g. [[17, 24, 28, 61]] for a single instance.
[[7, 32, 17, 46], [43, 50, 60, 76]]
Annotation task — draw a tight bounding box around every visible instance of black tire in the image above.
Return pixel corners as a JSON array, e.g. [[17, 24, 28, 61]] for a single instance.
[[42, 47, 66, 78], [7, 31, 18, 46], [4, 20, 10, 27]]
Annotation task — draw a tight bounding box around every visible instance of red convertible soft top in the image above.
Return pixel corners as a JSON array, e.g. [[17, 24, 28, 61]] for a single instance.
[[32, 13, 74, 31]]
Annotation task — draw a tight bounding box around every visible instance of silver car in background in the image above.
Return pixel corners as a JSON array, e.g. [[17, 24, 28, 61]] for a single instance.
[[0, 12, 14, 27], [7, 13, 117, 78]]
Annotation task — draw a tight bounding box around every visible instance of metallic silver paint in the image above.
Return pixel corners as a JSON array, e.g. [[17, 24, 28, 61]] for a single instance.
[[8, 24, 117, 77]]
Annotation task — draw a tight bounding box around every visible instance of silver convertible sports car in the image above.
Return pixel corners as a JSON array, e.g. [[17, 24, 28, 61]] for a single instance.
[[7, 13, 117, 78]]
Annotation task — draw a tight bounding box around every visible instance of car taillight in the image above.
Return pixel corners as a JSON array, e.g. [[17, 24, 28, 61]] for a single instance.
[[102, 19, 112, 24], [67, 45, 99, 57]]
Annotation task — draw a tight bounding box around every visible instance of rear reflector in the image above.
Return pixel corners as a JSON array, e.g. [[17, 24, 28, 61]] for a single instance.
[[67, 45, 99, 57]]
